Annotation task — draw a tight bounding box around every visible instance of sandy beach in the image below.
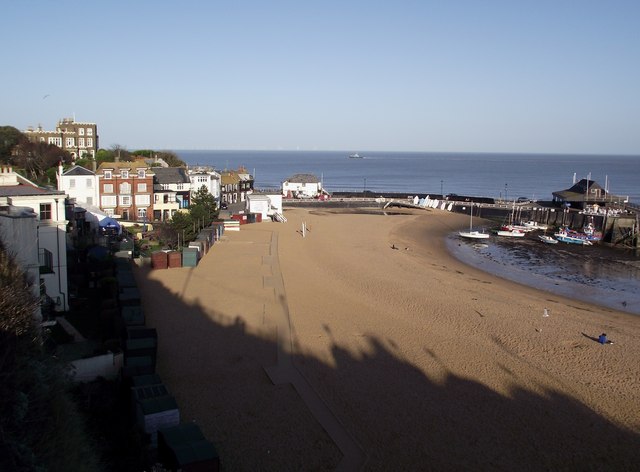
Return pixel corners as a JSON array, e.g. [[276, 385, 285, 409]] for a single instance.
[[135, 208, 640, 471]]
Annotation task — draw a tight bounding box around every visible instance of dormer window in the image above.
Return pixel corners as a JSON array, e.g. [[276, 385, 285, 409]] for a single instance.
[[121, 170, 129, 179], [104, 170, 112, 179], [138, 169, 146, 178]]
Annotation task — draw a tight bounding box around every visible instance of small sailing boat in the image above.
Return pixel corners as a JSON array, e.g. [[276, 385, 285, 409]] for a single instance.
[[459, 203, 489, 239]]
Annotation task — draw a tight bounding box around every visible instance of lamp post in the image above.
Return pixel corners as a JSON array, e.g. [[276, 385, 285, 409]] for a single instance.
[[440, 180, 443, 197], [363, 177, 367, 195], [505, 183, 508, 202]]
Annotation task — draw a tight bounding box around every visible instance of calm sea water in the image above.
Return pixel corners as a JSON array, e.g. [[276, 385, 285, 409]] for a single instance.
[[177, 150, 640, 203], [177, 149, 640, 315]]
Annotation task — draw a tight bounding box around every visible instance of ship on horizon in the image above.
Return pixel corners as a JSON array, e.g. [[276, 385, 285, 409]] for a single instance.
[[348, 153, 363, 159]]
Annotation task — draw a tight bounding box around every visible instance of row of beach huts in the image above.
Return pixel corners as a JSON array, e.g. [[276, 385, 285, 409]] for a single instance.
[[111, 253, 220, 471], [149, 215, 267, 270]]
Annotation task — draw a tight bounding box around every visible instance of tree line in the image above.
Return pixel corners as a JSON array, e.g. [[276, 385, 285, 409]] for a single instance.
[[0, 125, 186, 186]]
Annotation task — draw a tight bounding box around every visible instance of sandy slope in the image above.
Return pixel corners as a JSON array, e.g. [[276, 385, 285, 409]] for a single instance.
[[136, 208, 640, 471]]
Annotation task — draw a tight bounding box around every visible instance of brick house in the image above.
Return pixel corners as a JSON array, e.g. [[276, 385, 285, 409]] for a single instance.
[[96, 161, 154, 221]]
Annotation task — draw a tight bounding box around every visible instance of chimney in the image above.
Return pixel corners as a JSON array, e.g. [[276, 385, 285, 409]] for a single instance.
[[92, 158, 97, 172], [57, 161, 63, 190]]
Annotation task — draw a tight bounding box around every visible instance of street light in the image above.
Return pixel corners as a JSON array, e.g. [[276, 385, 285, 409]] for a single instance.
[[505, 183, 508, 202], [440, 180, 443, 197]]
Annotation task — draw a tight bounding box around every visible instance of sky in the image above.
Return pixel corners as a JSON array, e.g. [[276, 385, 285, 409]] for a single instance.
[[1, 0, 639, 154]]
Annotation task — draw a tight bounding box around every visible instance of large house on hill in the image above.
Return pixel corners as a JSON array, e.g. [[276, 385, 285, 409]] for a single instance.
[[24, 118, 99, 160]]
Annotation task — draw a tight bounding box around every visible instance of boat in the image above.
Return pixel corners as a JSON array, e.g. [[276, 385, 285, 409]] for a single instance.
[[348, 153, 363, 159], [459, 203, 490, 239], [496, 228, 526, 237], [499, 201, 532, 234], [538, 234, 558, 244], [554, 229, 593, 245], [522, 220, 549, 231]]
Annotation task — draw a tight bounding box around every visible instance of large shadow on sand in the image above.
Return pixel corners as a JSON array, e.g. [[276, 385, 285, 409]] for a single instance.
[[135, 267, 639, 471]]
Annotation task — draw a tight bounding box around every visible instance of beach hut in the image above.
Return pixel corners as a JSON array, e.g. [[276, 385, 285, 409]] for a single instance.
[[125, 337, 158, 369], [135, 395, 180, 446], [119, 287, 141, 306], [167, 250, 182, 268], [152, 251, 168, 269], [157, 423, 220, 472], [121, 305, 145, 327], [182, 247, 199, 267], [122, 355, 155, 377]]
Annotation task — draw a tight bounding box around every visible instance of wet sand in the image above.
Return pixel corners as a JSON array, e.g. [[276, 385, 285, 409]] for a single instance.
[[135, 208, 640, 470]]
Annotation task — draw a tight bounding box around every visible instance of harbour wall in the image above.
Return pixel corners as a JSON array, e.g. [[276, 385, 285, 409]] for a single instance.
[[281, 192, 638, 248]]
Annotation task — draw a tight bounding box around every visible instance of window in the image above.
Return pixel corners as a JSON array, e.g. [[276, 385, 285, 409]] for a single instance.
[[87, 138, 93, 147], [137, 169, 145, 178], [137, 183, 147, 192], [119, 195, 132, 206], [79, 128, 85, 136], [78, 137, 85, 147], [101, 195, 117, 207], [104, 170, 112, 179], [48, 137, 62, 146], [66, 137, 75, 147], [104, 208, 114, 217], [86, 178, 92, 188], [121, 170, 129, 179], [119, 182, 131, 194], [87, 128, 93, 136], [39, 203, 52, 220], [135, 194, 150, 206], [154, 194, 161, 203], [103, 183, 114, 193], [69, 179, 75, 188]]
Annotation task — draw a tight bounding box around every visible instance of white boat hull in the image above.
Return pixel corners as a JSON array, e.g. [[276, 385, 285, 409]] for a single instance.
[[496, 230, 525, 237], [459, 231, 490, 239]]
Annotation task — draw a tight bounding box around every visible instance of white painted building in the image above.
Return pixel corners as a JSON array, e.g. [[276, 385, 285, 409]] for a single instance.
[[282, 173, 323, 198], [188, 166, 221, 202], [0, 205, 41, 321], [152, 167, 191, 221], [246, 193, 283, 220], [0, 166, 69, 312], [57, 163, 100, 206]]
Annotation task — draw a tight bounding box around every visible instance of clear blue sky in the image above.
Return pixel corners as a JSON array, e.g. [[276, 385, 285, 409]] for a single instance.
[[2, 0, 639, 154]]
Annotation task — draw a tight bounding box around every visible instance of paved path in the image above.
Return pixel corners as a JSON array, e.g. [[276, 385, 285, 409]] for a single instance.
[[263, 232, 366, 471]]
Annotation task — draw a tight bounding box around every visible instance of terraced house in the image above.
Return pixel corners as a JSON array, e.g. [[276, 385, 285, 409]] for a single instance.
[[152, 167, 191, 222], [220, 167, 254, 205], [97, 161, 154, 221]]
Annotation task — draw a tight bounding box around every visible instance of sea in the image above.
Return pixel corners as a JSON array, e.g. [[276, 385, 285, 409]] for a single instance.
[[176, 150, 640, 315], [176, 150, 640, 203]]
